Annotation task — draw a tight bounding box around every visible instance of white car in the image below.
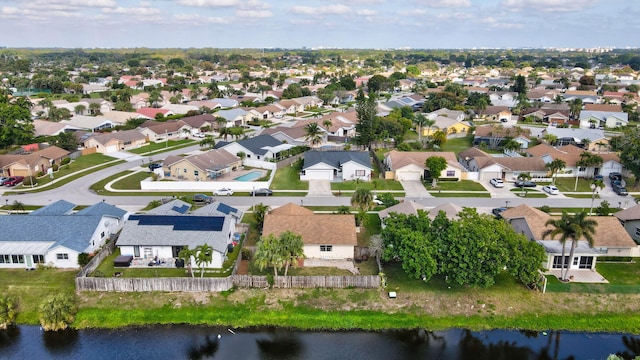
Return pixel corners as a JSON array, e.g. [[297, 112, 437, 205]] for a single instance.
[[542, 185, 559, 195], [373, 195, 384, 205], [194, 133, 207, 138], [213, 188, 234, 196], [490, 178, 505, 188]]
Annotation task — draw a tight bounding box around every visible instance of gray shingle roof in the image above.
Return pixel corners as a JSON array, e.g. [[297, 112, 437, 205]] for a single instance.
[[75, 202, 128, 219], [302, 151, 371, 170], [235, 135, 282, 155], [30, 200, 76, 216]]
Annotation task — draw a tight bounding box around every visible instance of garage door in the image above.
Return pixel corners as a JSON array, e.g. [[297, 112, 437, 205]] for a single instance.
[[396, 171, 422, 181], [481, 171, 501, 181], [306, 170, 333, 181], [106, 145, 117, 153]]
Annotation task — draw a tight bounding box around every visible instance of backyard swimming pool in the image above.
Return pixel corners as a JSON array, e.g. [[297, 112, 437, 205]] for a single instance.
[[233, 171, 263, 181]]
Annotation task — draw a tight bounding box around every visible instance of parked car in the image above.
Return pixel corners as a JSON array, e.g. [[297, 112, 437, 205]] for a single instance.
[[193, 194, 213, 204], [515, 180, 536, 188], [609, 172, 622, 181], [612, 185, 629, 196], [489, 178, 505, 188], [0, 177, 7, 185], [251, 188, 273, 196], [194, 133, 207, 138], [372, 195, 384, 205], [3, 176, 24, 187], [542, 185, 559, 195], [213, 188, 234, 196], [492, 207, 507, 218], [148, 163, 162, 171], [594, 174, 604, 181]]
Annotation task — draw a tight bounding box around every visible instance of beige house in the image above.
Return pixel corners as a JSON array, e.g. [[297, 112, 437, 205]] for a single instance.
[[383, 150, 463, 181], [82, 129, 147, 154], [0, 146, 70, 177], [163, 149, 241, 181], [262, 203, 356, 261], [138, 120, 190, 142]]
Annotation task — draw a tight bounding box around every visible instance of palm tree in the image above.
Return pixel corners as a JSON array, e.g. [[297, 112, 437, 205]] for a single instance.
[[215, 117, 226, 131], [304, 122, 324, 148], [0, 295, 17, 329], [423, 118, 437, 140], [542, 133, 558, 145], [413, 113, 428, 143], [569, 98, 583, 119], [254, 234, 284, 276], [38, 294, 77, 331], [545, 159, 566, 185], [589, 179, 605, 215], [74, 104, 86, 115], [369, 235, 383, 271], [88, 102, 101, 115], [517, 172, 532, 196], [351, 188, 373, 213], [253, 203, 270, 231], [280, 231, 304, 276], [199, 135, 216, 150], [543, 211, 597, 281], [502, 138, 521, 155], [581, 138, 591, 150], [178, 247, 195, 278], [11, 201, 25, 214], [194, 244, 213, 278]]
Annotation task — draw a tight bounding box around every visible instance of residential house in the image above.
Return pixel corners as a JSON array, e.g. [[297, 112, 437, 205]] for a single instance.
[[260, 125, 313, 146], [136, 107, 173, 119], [180, 114, 217, 134], [525, 143, 623, 178], [221, 135, 290, 161], [97, 111, 148, 127], [426, 108, 465, 122], [163, 149, 241, 181], [480, 106, 512, 122], [427, 202, 463, 220], [501, 204, 638, 273], [458, 147, 547, 181], [216, 108, 252, 127], [563, 90, 600, 104], [61, 115, 115, 132], [254, 104, 285, 120], [294, 111, 358, 138], [138, 120, 190, 142], [116, 200, 242, 269], [160, 103, 200, 115], [300, 151, 372, 181], [473, 125, 532, 149], [0, 146, 70, 178], [488, 92, 518, 107], [378, 200, 425, 225], [384, 150, 462, 181], [82, 129, 147, 154], [614, 205, 640, 245], [33, 119, 81, 137], [0, 200, 128, 269], [579, 110, 628, 129], [422, 116, 472, 137], [262, 203, 356, 261], [539, 127, 609, 151]]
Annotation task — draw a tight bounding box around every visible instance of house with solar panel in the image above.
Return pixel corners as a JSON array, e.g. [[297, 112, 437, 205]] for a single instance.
[[115, 200, 243, 269], [0, 200, 128, 269]]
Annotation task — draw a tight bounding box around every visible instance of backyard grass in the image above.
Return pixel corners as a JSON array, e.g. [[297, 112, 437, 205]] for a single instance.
[[270, 161, 308, 190], [440, 134, 473, 153], [546, 261, 640, 294], [331, 179, 403, 191], [0, 268, 77, 324], [357, 213, 382, 248], [241, 213, 260, 246], [127, 139, 195, 154]]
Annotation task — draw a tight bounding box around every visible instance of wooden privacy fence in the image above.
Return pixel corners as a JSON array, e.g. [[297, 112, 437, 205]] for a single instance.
[[76, 274, 380, 292], [76, 240, 116, 278]]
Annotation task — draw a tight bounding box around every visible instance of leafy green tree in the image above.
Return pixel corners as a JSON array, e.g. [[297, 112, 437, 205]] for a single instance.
[[38, 294, 77, 331], [0, 295, 17, 329], [617, 127, 640, 187], [304, 122, 323, 148], [199, 135, 216, 150], [503, 227, 546, 288], [0, 96, 34, 148], [194, 244, 213, 278], [367, 75, 391, 92], [178, 247, 195, 278], [594, 200, 612, 216], [502, 138, 521, 154], [354, 88, 377, 149], [335, 205, 351, 214], [545, 159, 566, 185], [517, 172, 531, 196], [376, 192, 399, 208], [425, 156, 448, 187], [511, 75, 527, 94], [50, 132, 79, 152], [253, 203, 270, 230], [543, 211, 597, 281], [254, 234, 285, 276]]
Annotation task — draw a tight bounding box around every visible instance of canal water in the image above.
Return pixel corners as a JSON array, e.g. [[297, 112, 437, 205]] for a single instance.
[[1, 325, 638, 359]]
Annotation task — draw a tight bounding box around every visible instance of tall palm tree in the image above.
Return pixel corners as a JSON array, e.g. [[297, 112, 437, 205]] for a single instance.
[[413, 113, 428, 143], [304, 122, 323, 148], [194, 244, 213, 278], [254, 234, 284, 276], [502, 138, 521, 155], [280, 231, 304, 276], [569, 98, 583, 119], [543, 211, 597, 281], [517, 172, 532, 196], [546, 158, 566, 185], [351, 188, 373, 212], [253, 203, 270, 230]]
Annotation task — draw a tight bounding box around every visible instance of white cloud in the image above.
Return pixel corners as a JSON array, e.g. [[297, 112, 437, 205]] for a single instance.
[[236, 9, 273, 18], [239, 0, 271, 10], [290, 4, 351, 16], [103, 6, 160, 15], [481, 16, 524, 29], [501, 0, 597, 12], [356, 9, 377, 16], [413, 0, 471, 8], [176, 0, 239, 7]]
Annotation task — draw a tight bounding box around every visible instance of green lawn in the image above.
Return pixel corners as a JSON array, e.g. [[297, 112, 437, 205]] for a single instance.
[[127, 139, 195, 154], [430, 192, 491, 198], [440, 134, 473, 153], [553, 177, 598, 192], [0, 268, 77, 324], [509, 188, 548, 198], [271, 161, 308, 190], [241, 213, 261, 246], [546, 260, 640, 294], [331, 179, 403, 191], [429, 180, 486, 191], [111, 171, 152, 190], [357, 213, 381, 247]]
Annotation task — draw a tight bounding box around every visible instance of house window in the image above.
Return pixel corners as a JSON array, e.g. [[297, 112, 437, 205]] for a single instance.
[[355, 170, 365, 176], [12, 255, 24, 263], [56, 253, 69, 260], [579, 167, 586, 172], [635, 227, 640, 237], [183, 168, 187, 174], [579, 257, 594, 269], [552, 256, 569, 269], [101, 231, 105, 238], [573, 257, 579, 266], [194, 170, 199, 176], [0, 255, 9, 263], [446, 170, 455, 177], [124, 141, 132, 145], [320, 245, 333, 252], [33, 255, 44, 264]]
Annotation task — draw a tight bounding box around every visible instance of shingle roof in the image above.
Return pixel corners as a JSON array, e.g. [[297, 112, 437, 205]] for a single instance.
[[30, 199, 76, 216], [614, 205, 640, 221], [234, 135, 282, 155], [180, 114, 216, 128], [427, 202, 463, 219], [75, 202, 128, 219], [86, 129, 146, 145], [302, 151, 371, 170], [165, 149, 240, 172], [385, 150, 461, 170], [378, 200, 424, 219], [263, 203, 356, 246]]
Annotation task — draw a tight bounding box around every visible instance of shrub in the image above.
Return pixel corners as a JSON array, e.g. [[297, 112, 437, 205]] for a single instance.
[[39, 294, 77, 331], [397, 142, 412, 151], [60, 158, 71, 165], [241, 248, 253, 260], [77, 253, 93, 267], [52, 164, 59, 171]]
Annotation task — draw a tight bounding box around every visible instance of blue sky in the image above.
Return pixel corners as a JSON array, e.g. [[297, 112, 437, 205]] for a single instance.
[[1, 0, 638, 49]]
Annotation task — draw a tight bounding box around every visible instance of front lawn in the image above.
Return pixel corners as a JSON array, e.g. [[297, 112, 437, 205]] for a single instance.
[[127, 139, 195, 154], [429, 180, 486, 191], [331, 179, 403, 191], [111, 171, 152, 190], [271, 161, 308, 190], [553, 177, 597, 193]]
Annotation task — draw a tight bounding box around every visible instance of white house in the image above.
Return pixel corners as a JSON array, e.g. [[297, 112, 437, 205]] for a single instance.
[[0, 200, 128, 269], [384, 150, 462, 181], [300, 151, 372, 181], [220, 134, 289, 161]]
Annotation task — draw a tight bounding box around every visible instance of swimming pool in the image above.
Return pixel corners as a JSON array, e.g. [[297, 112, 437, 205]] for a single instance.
[[233, 171, 263, 181]]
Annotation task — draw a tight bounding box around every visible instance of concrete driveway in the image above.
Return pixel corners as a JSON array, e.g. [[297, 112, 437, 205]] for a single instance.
[[307, 180, 332, 197], [400, 180, 432, 198]]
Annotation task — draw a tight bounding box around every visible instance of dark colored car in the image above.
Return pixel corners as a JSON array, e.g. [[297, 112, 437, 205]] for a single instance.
[[612, 185, 629, 196], [515, 180, 536, 188], [148, 163, 162, 171], [609, 172, 622, 181], [492, 207, 507, 218], [193, 194, 213, 204], [3, 176, 24, 187], [251, 188, 273, 196]]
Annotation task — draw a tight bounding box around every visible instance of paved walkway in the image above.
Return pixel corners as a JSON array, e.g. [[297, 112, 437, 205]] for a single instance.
[[107, 151, 144, 162], [400, 180, 432, 198], [304, 259, 359, 274], [545, 269, 609, 283], [306, 180, 332, 197]]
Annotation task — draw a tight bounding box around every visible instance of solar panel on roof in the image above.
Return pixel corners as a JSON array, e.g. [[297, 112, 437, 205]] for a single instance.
[[171, 205, 190, 214], [132, 215, 225, 232], [216, 203, 237, 215]]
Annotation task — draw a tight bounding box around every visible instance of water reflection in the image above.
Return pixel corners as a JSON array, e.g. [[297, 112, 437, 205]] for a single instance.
[[42, 328, 79, 355], [255, 327, 303, 360], [186, 334, 219, 360], [0, 326, 20, 350], [616, 335, 640, 360]]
